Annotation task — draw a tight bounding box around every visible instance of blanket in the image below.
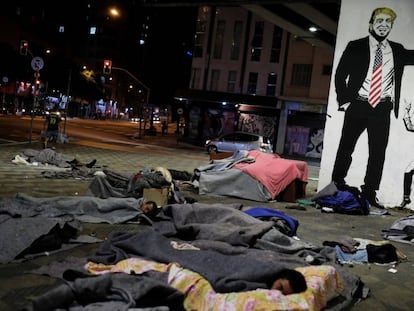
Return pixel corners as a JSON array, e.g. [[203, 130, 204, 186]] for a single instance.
[[90, 230, 293, 293], [87, 203, 363, 309], [198, 168, 272, 201], [84, 257, 344, 311], [86, 169, 172, 198], [198, 150, 308, 201], [234, 150, 308, 199], [20, 148, 75, 168], [22, 203, 364, 310], [0, 193, 146, 263], [29, 257, 344, 311]]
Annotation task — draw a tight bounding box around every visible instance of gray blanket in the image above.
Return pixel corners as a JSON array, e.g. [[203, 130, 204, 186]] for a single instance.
[[196, 150, 272, 202], [86, 169, 171, 198], [89, 203, 363, 309], [27, 270, 185, 311], [21, 148, 75, 167], [90, 229, 297, 293], [0, 193, 145, 263], [198, 169, 271, 201], [6, 193, 144, 224]]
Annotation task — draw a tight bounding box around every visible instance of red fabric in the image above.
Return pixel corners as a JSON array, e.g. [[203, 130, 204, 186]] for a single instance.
[[233, 150, 308, 199]]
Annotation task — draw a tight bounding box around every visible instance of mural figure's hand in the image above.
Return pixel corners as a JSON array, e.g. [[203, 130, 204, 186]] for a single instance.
[[338, 102, 351, 112]]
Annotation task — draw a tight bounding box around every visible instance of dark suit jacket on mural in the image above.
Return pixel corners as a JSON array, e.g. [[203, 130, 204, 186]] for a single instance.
[[335, 36, 414, 118]]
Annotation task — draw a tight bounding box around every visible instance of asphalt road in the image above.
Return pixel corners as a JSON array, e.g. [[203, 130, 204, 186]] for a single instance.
[[0, 114, 173, 144]]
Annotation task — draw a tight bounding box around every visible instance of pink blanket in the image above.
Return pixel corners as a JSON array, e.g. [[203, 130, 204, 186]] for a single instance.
[[233, 150, 308, 199]]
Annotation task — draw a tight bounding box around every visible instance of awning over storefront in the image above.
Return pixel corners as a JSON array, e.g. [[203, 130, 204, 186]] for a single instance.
[[174, 88, 279, 107]]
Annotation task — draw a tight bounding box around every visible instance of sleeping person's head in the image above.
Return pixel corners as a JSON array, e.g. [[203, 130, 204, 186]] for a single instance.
[[140, 200, 159, 217], [270, 268, 307, 295]]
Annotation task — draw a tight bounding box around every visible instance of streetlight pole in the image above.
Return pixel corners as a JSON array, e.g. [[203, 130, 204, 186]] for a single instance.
[[29, 71, 40, 144], [111, 66, 150, 138]]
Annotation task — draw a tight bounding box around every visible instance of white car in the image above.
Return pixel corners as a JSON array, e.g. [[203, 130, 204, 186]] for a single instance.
[[205, 132, 273, 154]]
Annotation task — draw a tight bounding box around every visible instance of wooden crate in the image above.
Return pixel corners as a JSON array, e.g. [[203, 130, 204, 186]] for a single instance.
[[277, 179, 307, 203]]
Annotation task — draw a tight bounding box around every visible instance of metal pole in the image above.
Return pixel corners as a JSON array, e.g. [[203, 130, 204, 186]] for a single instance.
[[111, 66, 150, 138], [63, 68, 72, 135], [29, 71, 39, 144], [29, 94, 35, 144], [26, 49, 36, 144]]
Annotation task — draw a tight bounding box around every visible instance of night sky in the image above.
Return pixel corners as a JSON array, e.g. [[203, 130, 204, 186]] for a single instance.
[[0, 1, 198, 106]]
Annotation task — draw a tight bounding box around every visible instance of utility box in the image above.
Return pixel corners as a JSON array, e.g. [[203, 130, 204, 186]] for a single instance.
[[143, 188, 169, 207]]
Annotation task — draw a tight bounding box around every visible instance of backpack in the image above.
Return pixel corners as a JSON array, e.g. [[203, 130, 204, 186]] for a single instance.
[[314, 184, 370, 215]]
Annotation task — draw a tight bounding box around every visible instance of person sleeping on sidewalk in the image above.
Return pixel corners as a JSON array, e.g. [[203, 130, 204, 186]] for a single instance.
[[11, 148, 97, 169]]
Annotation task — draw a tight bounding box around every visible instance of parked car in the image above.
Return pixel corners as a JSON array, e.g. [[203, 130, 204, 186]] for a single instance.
[[205, 131, 273, 154]]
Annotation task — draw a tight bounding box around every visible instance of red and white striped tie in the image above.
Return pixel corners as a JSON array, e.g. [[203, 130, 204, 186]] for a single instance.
[[368, 43, 383, 108]]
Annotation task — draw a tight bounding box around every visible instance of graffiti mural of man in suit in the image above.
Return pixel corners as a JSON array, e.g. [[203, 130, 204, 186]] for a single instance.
[[331, 7, 414, 208], [399, 102, 414, 208]]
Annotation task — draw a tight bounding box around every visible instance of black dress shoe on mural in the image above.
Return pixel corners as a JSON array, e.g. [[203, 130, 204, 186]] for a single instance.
[[367, 197, 385, 209], [363, 194, 385, 209], [361, 186, 385, 209], [333, 179, 347, 187], [398, 197, 411, 209]]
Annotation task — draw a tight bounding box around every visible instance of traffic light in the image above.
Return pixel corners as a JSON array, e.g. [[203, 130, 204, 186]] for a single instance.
[[103, 59, 112, 74], [19, 40, 28, 56]]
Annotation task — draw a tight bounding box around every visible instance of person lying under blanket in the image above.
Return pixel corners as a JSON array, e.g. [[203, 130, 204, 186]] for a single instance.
[[12, 148, 97, 169]]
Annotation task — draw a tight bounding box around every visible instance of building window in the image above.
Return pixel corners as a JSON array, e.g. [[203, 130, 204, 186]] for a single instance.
[[247, 72, 258, 95], [291, 64, 313, 87], [89, 26, 97, 35], [230, 21, 243, 60], [190, 68, 202, 89], [322, 64, 332, 75], [58, 25, 65, 33], [250, 21, 264, 62], [227, 70, 237, 93], [266, 73, 277, 96], [194, 20, 207, 58], [270, 26, 282, 63], [210, 69, 220, 91], [213, 20, 225, 59]]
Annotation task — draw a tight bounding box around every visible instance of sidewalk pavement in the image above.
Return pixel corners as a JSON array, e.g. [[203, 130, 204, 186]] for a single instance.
[[0, 136, 413, 311]]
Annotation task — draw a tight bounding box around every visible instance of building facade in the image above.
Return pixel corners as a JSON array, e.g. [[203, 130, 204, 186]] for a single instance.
[[175, 5, 334, 159]]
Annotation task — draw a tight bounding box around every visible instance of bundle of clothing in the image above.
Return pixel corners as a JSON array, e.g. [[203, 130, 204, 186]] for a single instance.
[[323, 235, 403, 265], [85, 166, 195, 204]]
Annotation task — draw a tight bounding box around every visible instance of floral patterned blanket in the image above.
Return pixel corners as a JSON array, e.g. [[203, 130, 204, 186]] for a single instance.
[[87, 257, 344, 311]]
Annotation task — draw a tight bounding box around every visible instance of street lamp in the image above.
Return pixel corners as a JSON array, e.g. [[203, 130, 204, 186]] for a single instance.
[[109, 7, 120, 17]]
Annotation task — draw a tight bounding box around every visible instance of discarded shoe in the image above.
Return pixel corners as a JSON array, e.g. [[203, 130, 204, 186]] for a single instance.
[[85, 159, 97, 168]]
